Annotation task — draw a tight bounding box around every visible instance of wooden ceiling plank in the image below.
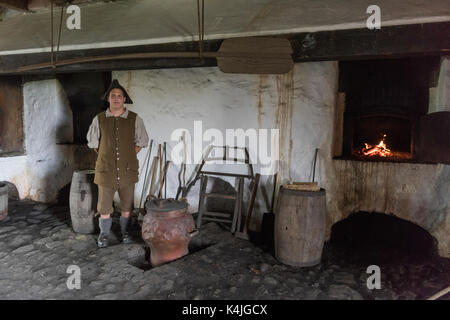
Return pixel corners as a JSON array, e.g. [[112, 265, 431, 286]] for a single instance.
[[0, 0, 28, 12]]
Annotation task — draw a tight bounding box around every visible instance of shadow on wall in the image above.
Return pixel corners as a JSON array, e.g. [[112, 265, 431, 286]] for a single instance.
[[57, 183, 71, 206]]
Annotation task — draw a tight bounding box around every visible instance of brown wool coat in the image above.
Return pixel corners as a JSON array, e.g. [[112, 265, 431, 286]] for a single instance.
[[94, 111, 139, 188]]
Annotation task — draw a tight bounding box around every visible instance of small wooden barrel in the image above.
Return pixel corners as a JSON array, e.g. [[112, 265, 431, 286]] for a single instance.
[[0, 183, 8, 221], [274, 186, 326, 267], [69, 170, 98, 234]]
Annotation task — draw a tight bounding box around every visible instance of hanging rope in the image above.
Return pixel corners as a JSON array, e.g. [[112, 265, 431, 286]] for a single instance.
[[55, 2, 65, 63], [196, 0, 205, 59], [50, 1, 66, 68], [50, 1, 54, 68]]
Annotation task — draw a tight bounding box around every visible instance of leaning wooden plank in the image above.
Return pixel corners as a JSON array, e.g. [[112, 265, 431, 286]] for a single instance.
[[201, 217, 233, 224], [284, 183, 320, 192], [293, 182, 318, 186], [203, 212, 232, 218]]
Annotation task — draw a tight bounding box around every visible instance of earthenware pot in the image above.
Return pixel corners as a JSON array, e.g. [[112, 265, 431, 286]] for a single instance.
[[142, 198, 198, 267]]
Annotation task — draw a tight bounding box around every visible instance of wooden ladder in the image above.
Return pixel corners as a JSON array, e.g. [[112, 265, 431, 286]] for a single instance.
[[196, 175, 244, 233], [195, 146, 254, 234]]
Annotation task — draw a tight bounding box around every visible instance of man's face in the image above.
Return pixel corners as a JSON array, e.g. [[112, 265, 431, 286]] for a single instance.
[[108, 88, 125, 109]]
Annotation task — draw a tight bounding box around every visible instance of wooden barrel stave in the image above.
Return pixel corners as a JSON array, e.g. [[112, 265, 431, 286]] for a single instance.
[[0, 183, 8, 221], [274, 187, 326, 267], [69, 170, 97, 234]]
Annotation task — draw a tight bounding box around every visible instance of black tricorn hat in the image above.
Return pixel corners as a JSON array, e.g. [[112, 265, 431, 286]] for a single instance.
[[102, 79, 133, 104]]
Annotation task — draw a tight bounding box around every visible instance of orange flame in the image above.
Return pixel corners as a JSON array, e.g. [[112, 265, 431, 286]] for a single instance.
[[361, 134, 392, 157]]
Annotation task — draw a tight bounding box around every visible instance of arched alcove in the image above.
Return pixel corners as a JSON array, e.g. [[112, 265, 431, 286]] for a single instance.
[[329, 211, 439, 263]]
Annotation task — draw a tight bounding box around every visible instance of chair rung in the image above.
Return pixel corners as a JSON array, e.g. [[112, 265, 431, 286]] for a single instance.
[[203, 211, 232, 218], [205, 193, 236, 200], [201, 217, 233, 224]]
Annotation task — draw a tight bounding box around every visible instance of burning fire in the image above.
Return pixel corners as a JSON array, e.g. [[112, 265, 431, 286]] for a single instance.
[[361, 134, 392, 157]]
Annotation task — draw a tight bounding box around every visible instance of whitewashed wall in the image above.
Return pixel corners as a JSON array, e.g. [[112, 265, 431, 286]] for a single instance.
[[0, 79, 74, 202], [114, 62, 337, 230], [429, 56, 450, 113], [115, 63, 449, 257], [0, 61, 448, 257]]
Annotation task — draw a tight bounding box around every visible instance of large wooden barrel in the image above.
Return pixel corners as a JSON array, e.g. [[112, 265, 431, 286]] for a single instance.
[[274, 186, 326, 267], [69, 170, 98, 234], [0, 182, 8, 221]]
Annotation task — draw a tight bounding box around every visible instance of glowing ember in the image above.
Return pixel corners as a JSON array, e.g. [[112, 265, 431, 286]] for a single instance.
[[361, 134, 392, 157]]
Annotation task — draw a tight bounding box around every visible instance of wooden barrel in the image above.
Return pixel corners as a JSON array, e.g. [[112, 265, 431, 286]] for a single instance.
[[274, 186, 326, 267], [69, 170, 98, 234], [0, 182, 8, 221]]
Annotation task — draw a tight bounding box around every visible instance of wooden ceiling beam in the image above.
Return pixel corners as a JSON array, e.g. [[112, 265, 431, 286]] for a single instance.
[[28, 0, 87, 11], [0, 0, 28, 12], [0, 22, 448, 75]]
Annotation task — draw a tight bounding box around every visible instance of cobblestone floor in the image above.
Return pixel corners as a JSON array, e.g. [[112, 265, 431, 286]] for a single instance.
[[0, 199, 448, 300]]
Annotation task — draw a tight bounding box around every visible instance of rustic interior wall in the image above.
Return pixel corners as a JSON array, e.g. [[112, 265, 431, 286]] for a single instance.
[[0, 78, 78, 202], [22, 79, 75, 202], [429, 56, 450, 113], [0, 59, 447, 257], [115, 61, 449, 257], [323, 160, 450, 257], [0, 76, 24, 156], [113, 62, 338, 231]]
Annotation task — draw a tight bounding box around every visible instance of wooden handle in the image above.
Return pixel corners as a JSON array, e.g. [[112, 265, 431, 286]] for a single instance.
[[244, 173, 260, 233], [148, 156, 159, 199], [427, 285, 450, 300], [158, 144, 163, 198], [161, 160, 170, 198]]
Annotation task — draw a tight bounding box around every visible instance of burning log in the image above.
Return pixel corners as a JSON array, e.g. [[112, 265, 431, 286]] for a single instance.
[[361, 135, 392, 158]]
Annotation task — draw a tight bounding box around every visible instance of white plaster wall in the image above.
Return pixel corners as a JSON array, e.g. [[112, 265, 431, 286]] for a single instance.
[[0, 155, 28, 198], [114, 62, 337, 229], [0, 79, 74, 201], [436, 56, 450, 112], [114, 62, 449, 257], [1, 60, 447, 257], [429, 56, 450, 113], [21, 79, 74, 202]]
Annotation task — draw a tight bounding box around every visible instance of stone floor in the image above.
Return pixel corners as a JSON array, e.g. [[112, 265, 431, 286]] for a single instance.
[[0, 199, 449, 300]]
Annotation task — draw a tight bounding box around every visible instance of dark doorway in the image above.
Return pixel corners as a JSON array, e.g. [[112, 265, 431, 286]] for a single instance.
[[0, 76, 24, 157], [57, 72, 111, 144]]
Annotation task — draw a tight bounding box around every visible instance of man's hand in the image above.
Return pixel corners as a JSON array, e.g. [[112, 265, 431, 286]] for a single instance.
[[135, 146, 142, 154], [94, 148, 98, 153]]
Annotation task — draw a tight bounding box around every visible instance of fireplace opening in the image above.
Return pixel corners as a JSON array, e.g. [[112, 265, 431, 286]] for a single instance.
[[336, 57, 445, 163], [329, 212, 438, 263], [350, 114, 413, 160]]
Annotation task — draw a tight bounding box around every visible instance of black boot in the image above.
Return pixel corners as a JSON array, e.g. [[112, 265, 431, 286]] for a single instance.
[[98, 217, 112, 248], [120, 216, 133, 244]]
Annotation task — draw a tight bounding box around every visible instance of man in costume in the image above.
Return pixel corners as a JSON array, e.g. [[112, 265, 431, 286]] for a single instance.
[[87, 79, 149, 247]]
